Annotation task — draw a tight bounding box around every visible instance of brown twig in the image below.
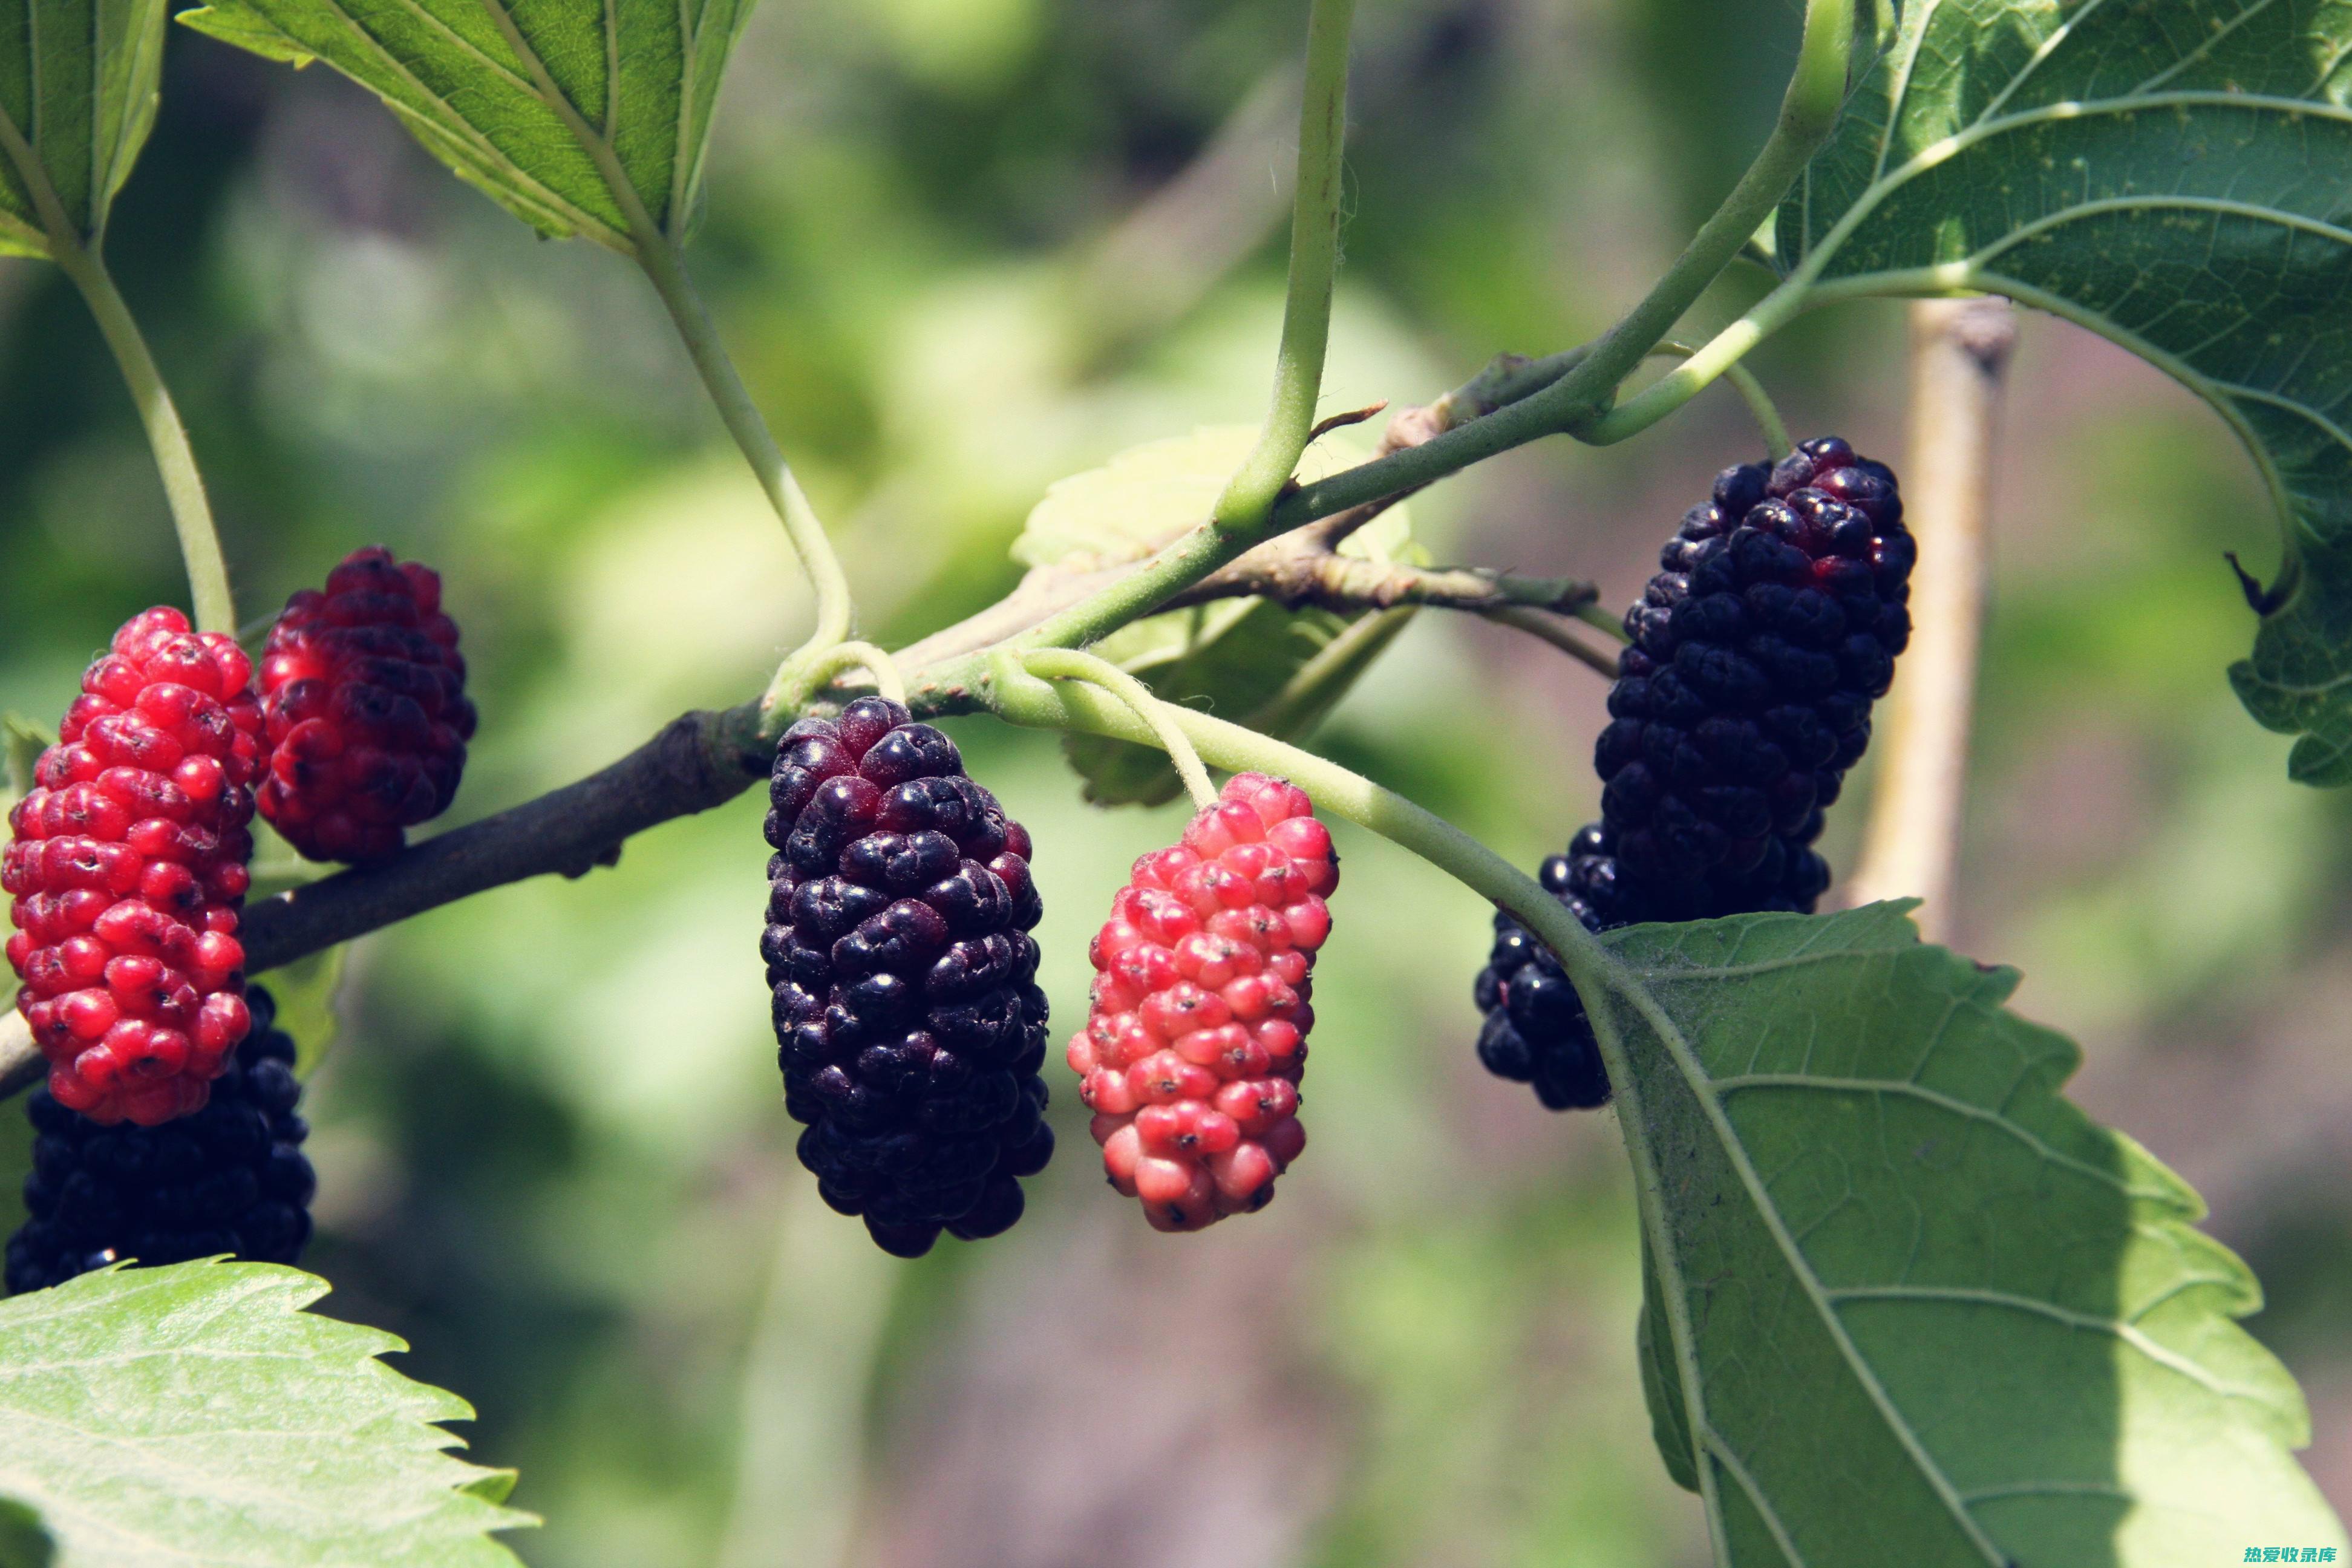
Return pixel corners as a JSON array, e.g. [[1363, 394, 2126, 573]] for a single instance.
[[1843, 296, 2016, 938], [0, 708, 771, 1100], [1175, 540, 1598, 618]]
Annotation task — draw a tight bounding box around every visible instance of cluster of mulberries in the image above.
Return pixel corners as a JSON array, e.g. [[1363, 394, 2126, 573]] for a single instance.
[[5, 983, 315, 1295], [1, 550, 470, 1285], [1071, 773, 1335, 1230], [3, 609, 264, 1125], [1477, 437, 1913, 1109], [256, 546, 474, 864], [763, 698, 1055, 1257]]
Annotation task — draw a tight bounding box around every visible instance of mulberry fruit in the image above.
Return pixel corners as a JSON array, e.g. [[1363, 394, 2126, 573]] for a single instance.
[[1478, 437, 1912, 1109], [4, 608, 264, 1126], [258, 546, 475, 864], [5, 982, 315, 1295], [1071, 773, 1336, 1231], [763, 697, 1053, 1258]]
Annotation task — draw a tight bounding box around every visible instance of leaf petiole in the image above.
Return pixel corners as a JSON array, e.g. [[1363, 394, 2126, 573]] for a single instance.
[[466, 1, 858, 711], [0, 118, 237, 635], [764, 639, 906, 717], [1651, 341, 1792, 460]]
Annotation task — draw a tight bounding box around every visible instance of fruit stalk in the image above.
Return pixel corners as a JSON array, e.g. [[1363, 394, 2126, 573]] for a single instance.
[[1016, 649, 1220, 809]]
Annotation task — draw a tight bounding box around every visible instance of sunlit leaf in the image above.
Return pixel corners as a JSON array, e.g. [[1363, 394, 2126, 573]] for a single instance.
[[0, 0, 166, 258], [0, 1261, 533, 1566], [178, 0, 757, 250], [1596, 904, 2344, 1564], [1777, 0, 2352, 783]]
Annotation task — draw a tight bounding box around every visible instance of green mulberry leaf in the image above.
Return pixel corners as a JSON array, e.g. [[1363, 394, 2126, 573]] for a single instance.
[[0, 0, 167, 257], [177, 0, 757, 250], [1777, 0, 2352, 783], [0, 1261, 534, 1566], [1593, 903, 2343, 1565]]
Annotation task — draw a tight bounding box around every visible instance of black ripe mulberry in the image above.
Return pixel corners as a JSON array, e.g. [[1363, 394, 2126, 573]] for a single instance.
[[1477, 437, 1913, 1110], [5, 982, 315, 1295], [763, 697, 1053, 1257]]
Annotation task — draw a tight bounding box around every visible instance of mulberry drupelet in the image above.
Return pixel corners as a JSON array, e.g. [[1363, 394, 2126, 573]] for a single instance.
[[257, 546, 475, 864], [1477, 437, 1915, 1109], [1070, 773, 1337, 1230], [4, 982, 316, 1295], [4, 607, 263, 1125], [763, 697, 1054, 1257]]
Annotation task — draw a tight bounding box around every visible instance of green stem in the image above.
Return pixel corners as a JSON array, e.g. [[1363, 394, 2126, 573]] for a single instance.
[[1210, 0, 1359, 532], [631, 228, 855, 664], [1483, 606, 1621, 678], [1012, 523, 1244, 656], [0, 87, 235, 633], [766, 639, 905, 714], [1576, 601, 1630, 644], [1651, 341, 1791, 459], [904, 0, 1849, 700], [1267, 0, 1852, 521], [1547, 0, 1851, 434], [1578, 276, 1816, 447], [1013, 648, 1218, 809], [472, 1, 855, 680]]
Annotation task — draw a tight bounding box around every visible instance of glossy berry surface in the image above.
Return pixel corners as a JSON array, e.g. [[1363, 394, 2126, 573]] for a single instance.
[[763, 697, 1053, 1258], [4, 608, 263, 1125], [5, 982, 315, 1295], [258, 546, 475, 864], [1071, 773, 1337, 1231], [1478, 437, 1913, 1110]]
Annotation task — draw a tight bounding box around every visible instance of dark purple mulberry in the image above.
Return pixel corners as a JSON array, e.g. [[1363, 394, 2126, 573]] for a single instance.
[[1477, 437, 1912, 1110], [5, 982, 315, 1294], [763, 697, 1053, 1256]]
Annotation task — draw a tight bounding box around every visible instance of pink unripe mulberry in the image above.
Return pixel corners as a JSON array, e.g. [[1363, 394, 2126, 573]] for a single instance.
[[3, 609, 264, 1125], [1071, 772, 1337, 1230]]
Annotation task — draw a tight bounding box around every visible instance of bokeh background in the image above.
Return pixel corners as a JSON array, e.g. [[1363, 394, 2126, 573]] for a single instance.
[[3, 1, 2347, 1563]]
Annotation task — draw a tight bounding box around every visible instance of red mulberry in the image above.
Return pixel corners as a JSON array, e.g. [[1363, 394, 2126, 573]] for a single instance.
[[4, 608, 263, 1126], [258, 546, 474, 864], [1071, 773, 1336, 1230], [4, 982, 315, 1294], [763, 697, 1053, 1258], [1477, 438, 1913, 1109]]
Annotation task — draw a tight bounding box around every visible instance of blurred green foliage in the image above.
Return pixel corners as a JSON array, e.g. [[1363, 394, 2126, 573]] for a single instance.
[[1, 2, 2347, 1564]]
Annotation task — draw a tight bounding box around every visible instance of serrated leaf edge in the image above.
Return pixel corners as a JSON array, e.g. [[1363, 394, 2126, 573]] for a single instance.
[[1581, 904, 2311, 1566]]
